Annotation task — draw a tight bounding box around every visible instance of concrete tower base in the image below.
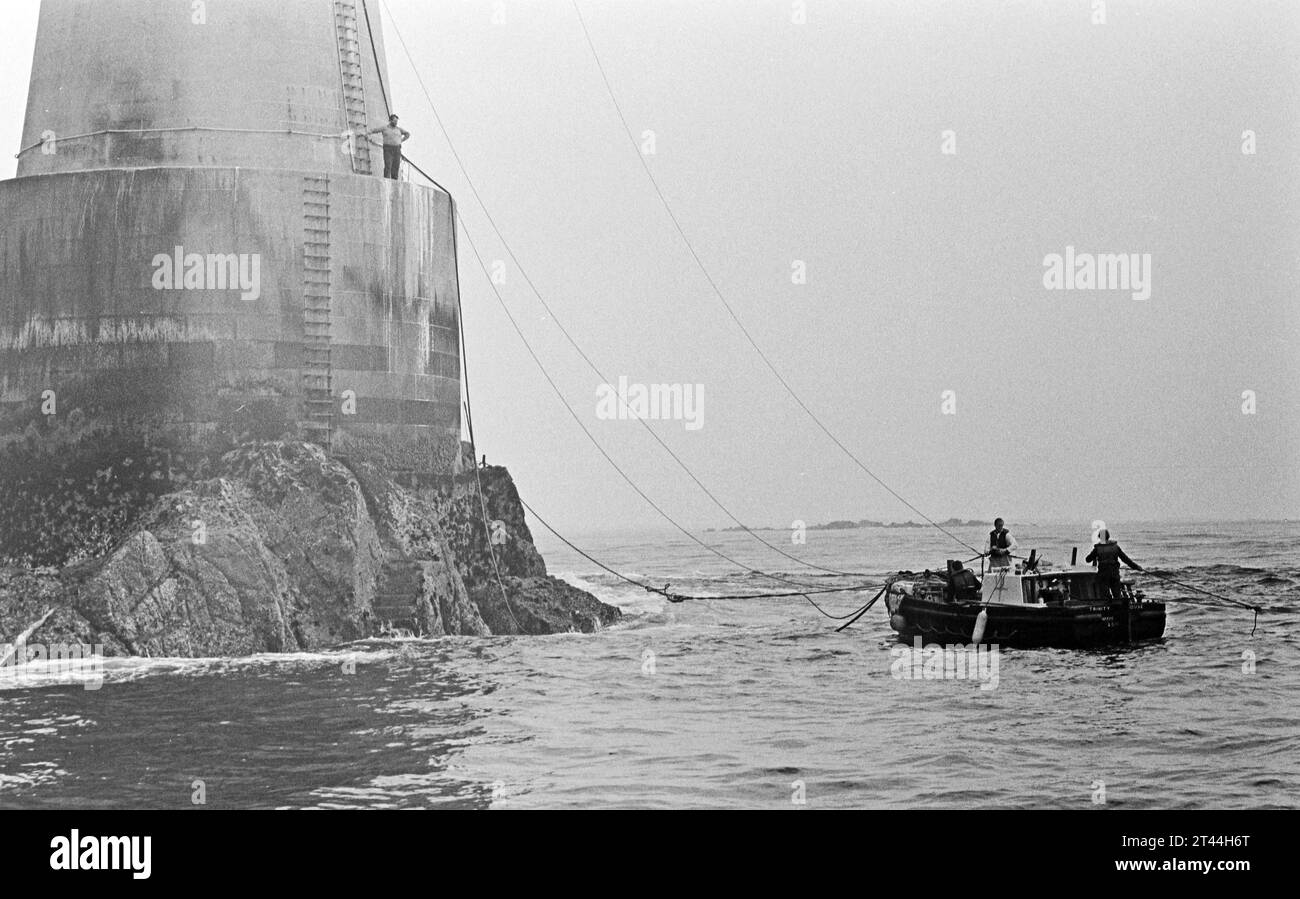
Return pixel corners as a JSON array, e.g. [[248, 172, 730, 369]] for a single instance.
[[0, 166, 463, 475]]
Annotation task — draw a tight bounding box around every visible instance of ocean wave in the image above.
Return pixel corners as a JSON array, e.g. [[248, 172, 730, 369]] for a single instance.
[[1169, 563, 1297, 577], [0, 648, 400, 692], [551, 571, 668, 616]]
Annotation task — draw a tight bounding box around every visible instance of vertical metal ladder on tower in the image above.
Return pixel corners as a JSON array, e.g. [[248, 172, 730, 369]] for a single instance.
[[335, 0, 373, 175], [302, 175, 335, 452]]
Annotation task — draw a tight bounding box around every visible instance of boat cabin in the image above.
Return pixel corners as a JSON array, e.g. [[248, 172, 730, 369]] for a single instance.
[[895, 561, 1138, 608], [979, 568, 1126, 607]]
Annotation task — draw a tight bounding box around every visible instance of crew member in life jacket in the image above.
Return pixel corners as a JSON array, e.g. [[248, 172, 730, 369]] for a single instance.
[[988, 518, 1017, 569], [1085, 529, 1144, 603]]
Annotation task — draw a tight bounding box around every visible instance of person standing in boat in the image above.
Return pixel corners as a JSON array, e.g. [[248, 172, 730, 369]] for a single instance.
[[988, 518, 1017, 569], [1086, 529, 1144, 603]]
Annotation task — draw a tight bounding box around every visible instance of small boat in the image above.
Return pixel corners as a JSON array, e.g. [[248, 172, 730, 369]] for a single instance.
[[883, 556, 1165, 648]]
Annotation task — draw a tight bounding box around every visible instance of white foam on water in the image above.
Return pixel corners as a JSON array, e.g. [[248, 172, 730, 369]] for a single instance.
[[551, 571, 666, 617], [551, 571, 600, 593], [0, 647, 401, 692]]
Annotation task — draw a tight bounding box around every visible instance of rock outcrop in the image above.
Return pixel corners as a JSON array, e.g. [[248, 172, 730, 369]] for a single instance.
[[0, 441, 620, 656]]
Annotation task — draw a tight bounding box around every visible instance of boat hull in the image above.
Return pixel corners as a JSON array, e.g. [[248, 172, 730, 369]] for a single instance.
[[887, 594, 1166, 648]]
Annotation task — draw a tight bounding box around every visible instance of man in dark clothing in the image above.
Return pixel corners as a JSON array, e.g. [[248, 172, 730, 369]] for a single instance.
[[1085, 529, 1143, 603], [988, 517, 1017, 570]]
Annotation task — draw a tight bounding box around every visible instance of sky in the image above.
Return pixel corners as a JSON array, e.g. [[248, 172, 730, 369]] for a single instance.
[[1, 0, 1297, 538]]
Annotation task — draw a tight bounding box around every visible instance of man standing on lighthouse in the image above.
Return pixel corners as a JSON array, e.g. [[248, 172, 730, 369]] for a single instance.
[[364, 113, 411, 179]]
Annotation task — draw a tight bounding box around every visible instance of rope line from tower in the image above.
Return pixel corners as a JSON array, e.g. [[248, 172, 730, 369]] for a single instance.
[[452, 200, 523, 632], [459, 207, 885, 615], [359, 0, 391, 114], [408, 152, 861, 595], [512, 495, 887, 620], [451, 206, 876, 593], [358, 6, 866, 598], [408, 143, 869, 580], [377, 0, 884, 581], [569, 1, 979, 557]]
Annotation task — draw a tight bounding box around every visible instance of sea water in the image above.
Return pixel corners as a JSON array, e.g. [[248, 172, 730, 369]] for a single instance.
[[0, 521, 1295, 809]]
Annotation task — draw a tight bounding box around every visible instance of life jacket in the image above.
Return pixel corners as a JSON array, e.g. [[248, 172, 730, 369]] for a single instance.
[[989, 528, 1009, 551], [1093, 542, 1121, 570]]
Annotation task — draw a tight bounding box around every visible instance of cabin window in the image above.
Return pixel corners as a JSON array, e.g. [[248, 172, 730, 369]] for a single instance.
[[1068, 577, 1100, 602]]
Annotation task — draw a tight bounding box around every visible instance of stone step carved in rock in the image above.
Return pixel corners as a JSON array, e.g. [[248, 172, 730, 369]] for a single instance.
[[372, 559, 425, 632]]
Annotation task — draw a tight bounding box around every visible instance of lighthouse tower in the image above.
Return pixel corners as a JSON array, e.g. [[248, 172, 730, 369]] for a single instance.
[[0, 0, 463, 475]]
